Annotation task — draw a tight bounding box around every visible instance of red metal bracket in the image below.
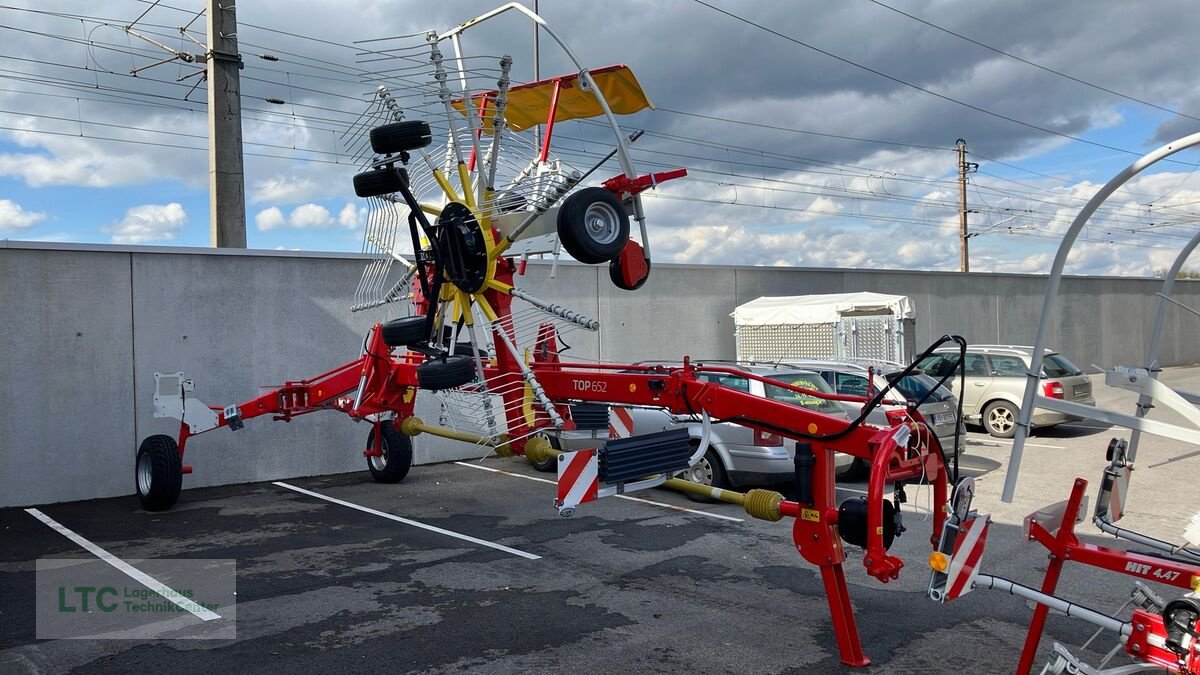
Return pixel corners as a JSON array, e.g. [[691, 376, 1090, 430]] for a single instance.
[[602, 168, 687, 197]]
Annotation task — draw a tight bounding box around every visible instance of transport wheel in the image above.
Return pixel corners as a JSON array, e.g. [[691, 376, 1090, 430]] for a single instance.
[[367, 421, 413, 484], [557, 187, 629, 264], [609, 253, 650, 291], [369, 120, 433, 155], [353, 167, 406, 198], [983, 401, 1018, 438], [135, 435, 183, 511], [836, 458, 869, 482], [381, 316, 428, 347], [529, 434, 561, 473], [417, 354, 476, 390], [680, 447, 727, 503]]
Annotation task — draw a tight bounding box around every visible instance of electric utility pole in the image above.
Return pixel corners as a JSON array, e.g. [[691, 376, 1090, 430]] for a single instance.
[[956, 138, 978, 272], [207, 0, 246, 248]]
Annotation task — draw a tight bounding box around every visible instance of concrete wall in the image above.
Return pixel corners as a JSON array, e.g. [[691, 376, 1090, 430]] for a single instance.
[[3, 242, 1198, 507]]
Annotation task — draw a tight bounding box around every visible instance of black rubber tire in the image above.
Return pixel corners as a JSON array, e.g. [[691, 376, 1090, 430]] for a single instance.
[[836, 457, 869, 482], [366, 421, 413, 483], [529, 434, 561, 473], [679, 447, 727, 503], [983, 401, 1019, 438], [557, 187, 630, 264], [353, 167, 405, 198], [135, 435, 183, 511], [417, 354, 476, 390], [370, 120, 432, 155], [609, 255, 650, 291], [381, 316, 428, 347]]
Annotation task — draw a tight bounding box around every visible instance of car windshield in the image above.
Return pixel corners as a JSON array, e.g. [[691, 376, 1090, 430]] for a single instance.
[[1043, 354, 1083, 377], [763, 373, 845, 415], [887, 371, 954, 403]]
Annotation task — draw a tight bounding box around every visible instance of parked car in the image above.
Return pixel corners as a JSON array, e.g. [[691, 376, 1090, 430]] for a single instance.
[[782, 358, 963, 478], [915, 345, 1095, 438], [535, 364, 858, 489]]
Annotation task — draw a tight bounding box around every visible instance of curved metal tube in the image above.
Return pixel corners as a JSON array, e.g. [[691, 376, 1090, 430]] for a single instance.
[[1004, 130, 1200, 503]]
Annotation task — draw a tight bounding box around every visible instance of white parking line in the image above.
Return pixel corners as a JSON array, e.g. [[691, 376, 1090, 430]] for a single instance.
[[273, 481, 540, 560], [966, 437, 1065, 450], [454, 461, 745, 523], [25, 508, 221, 621]]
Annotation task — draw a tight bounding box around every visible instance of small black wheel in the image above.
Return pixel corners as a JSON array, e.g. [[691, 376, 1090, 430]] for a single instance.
[[983, 401, 1018, 438], [836, 457, 869, 482], [609, 254, 650, 291], [417, 354, 476, 390], [366, 421, 413, 484], [529, 435, 561, 473], [557, 187, 629, 264], [370, 120, 432, 155], [135, 435, 183, 511], [353, 167, 406, 198], [381, 316, 428, 347], [679, 447, 727, 503]]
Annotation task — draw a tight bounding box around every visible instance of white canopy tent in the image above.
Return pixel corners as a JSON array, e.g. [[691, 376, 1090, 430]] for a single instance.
[[731, 292, 917, 363]]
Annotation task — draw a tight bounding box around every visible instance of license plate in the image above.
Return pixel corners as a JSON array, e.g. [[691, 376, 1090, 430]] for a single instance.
[[933, 412, 955, 426], [1073, 383, 1089, 396]]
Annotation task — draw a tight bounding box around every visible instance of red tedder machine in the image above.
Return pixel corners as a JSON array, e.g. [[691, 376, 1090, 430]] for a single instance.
[[136, 3, 964, 666], [928, 133, 1200, 674]]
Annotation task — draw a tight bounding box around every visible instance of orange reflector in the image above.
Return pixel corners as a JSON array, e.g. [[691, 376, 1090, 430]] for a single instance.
[[929, 551, 949, 573]]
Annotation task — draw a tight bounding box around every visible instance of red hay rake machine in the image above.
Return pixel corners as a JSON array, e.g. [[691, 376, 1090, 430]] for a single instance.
[[131, 3, 968, 666], [927, 133, 1200, 674]]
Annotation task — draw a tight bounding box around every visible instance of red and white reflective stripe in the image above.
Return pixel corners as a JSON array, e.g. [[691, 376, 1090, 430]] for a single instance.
[[946, 516, 990, 600], [557, 450, 599, 509], [609, 407, 634, 439]]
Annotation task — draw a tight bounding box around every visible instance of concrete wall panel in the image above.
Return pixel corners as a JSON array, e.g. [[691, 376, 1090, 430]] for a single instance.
[[0, 249, 136, 505], [5, 243, 1200, 507]]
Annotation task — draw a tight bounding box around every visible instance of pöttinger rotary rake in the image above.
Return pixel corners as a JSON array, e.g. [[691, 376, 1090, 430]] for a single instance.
[[136, 3, 960, 666]]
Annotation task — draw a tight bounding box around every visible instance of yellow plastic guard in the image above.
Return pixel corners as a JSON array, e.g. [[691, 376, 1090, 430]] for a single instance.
[[452, 64, 653, 134]]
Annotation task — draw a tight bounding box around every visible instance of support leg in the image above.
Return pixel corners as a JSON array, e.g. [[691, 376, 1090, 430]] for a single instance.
[[820, 561, 869, 667]]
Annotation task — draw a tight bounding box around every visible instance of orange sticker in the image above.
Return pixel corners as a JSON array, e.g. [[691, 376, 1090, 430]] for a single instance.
[[629, 383, 637, 393], [807, 423, 818, 434]]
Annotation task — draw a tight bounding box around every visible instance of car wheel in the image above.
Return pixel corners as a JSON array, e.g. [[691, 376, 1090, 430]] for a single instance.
[[836, 457, 869, 482], [983, 401, 1018, 438], [679, 447, 727, 503], [529, 434, 560, 473]]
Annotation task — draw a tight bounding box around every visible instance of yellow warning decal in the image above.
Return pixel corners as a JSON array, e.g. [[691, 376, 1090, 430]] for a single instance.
[[801, 508, 820, 522]]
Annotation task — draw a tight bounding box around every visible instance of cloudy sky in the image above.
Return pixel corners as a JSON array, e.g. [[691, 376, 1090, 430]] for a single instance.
[[2, 0, 1200, 276]]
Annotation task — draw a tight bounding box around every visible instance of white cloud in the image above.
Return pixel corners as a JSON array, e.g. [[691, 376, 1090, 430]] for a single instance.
[[0, 199, 46, 231], [250, 176, 322, 204], [289, 203, 333, 228], [105, 203, 187, 244], [338, 202, 365, 229], [255, 202, 364, 231], [255, 207, 287, 231]]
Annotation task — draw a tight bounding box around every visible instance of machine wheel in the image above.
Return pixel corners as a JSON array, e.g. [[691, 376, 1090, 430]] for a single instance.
[[381, 316, 428, 347], [353, 167, 406, 198], [370, 120, 432, 155], [135, 435, 183, 511], [609, 253, 650, 291], [557, 187, 629, 264], [417, 354, 476, 390], [836, 457, 869, 482], [983, 401, 1019, 438], [680, 447, 727, 503], [366, 421, 413, 484], [529, 435, 561, 473]]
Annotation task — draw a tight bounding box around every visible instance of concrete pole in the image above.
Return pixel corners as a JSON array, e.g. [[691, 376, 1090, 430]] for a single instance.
[[207, 0, 246, 248], [957, 139, 969, 273]]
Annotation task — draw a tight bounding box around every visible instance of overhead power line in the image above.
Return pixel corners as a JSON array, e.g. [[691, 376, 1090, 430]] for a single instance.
[[864, 0, 1200, 124]]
